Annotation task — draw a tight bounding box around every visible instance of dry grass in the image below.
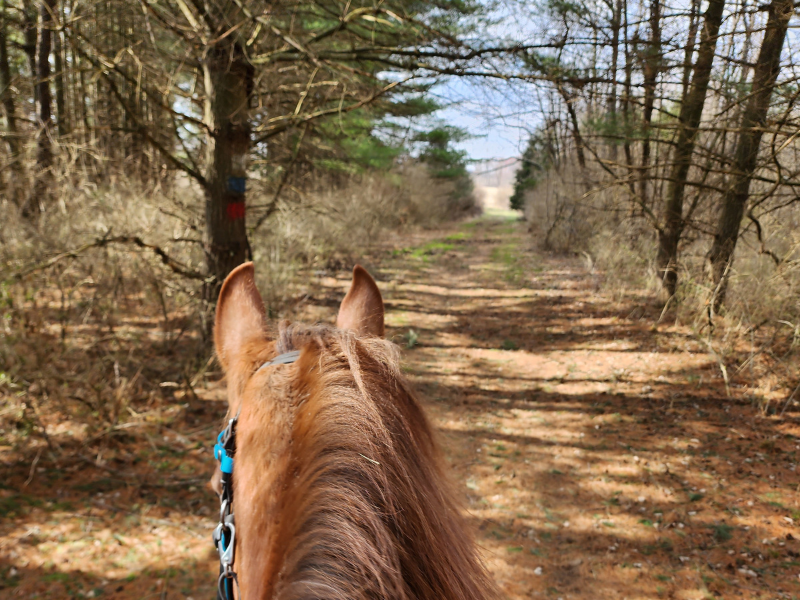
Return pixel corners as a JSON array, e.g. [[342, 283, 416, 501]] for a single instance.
[[521, 167, 800, 411], [0, 158, 473, 599], [3, 215, 800, 600], [1, 180, 203, 461], [0, 163, 475, 464], [0, 160, 476, 598], [250, 164, 464, 314]]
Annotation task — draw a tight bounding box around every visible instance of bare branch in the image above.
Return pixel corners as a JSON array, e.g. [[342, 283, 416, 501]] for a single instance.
[[6, 234, 207, 282]]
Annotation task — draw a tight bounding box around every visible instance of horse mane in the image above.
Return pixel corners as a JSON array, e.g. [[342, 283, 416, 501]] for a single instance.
[[227, 321, 496, 600]]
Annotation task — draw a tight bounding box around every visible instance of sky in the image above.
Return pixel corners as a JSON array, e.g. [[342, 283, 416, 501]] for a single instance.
[[434, 74, 538, 164], [427, 2, 543, 163]]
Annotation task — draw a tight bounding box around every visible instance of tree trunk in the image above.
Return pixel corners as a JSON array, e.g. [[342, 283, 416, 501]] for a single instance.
[[75, 13, 93, 167], [607, 0, 622, 161], [622, 0, 637, 199], [22, 0, 56, 217], [639, 0, 661, 210], [656, 0, 726, 296], [21, 1, 37, 102], [201, 33, 254, 323], [53, 4, 68, 139], [706, 0, 793, 311], [679, 0, 700, 106], [0, 0, 23, 205], [556, 84, 587, 170]]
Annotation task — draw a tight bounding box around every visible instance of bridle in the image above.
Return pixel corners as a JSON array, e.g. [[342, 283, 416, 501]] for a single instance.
[[212, 350, 301, 600]]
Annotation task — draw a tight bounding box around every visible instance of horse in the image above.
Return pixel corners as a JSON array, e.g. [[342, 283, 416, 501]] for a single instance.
[[211, 262, 497, 600]]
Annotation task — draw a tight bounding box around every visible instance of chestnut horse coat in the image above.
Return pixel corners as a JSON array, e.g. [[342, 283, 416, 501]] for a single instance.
[[214, 263, 496, 600]]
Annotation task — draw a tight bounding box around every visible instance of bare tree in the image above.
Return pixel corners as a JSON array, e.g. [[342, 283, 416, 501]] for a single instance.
[[22, 0, 56, 217], [0, 0, 23, 205], [706, 0, 794, 310], [637, 0, 662, 210], [199, 1, 254, 311], [656, 0, 726, 297]]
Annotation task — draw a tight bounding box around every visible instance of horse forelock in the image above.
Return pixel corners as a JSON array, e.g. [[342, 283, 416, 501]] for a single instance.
[[230, 322, 496, 600]]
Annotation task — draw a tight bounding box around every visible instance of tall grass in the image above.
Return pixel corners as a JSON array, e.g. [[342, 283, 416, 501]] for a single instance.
[[521, 163, 800, 405], [0, 163, 474, 453]]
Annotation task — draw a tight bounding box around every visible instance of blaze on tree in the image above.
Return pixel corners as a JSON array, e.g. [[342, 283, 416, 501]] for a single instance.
[[201, 8, 254, 310]]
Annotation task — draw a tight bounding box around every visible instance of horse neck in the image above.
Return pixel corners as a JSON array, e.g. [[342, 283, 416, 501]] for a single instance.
[[232, 343, 495, 600]]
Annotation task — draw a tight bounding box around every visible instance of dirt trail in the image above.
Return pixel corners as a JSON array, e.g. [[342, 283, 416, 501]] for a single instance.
[[371, 214, 800, 600], [3, 214, 800, 600]]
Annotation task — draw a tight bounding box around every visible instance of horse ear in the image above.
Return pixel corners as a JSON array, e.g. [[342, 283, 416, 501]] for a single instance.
[[214, 262, 267, 370], [336, 265, 385, 337]]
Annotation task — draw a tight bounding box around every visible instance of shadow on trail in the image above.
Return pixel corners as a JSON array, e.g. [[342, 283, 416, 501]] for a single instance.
[[386, 288, 688, 355], [382, 218, 800, 599], [0, 319, 224, 600], [0, 554, 216, 599], [3, 217, 799, 600]]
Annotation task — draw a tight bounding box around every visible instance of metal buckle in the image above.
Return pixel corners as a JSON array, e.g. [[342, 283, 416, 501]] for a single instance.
[[218, 498, 229, 523], [215, 418, 236, 460], [218, 569, 238, 600], [213, 515, 236, 567], [222, 418, 235, 446]]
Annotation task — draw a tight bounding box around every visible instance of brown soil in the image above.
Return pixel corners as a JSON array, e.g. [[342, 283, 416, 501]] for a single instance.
[[3, 214, 800, 599]]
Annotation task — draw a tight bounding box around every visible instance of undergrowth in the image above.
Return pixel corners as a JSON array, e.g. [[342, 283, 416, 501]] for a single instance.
[[0, 164, 477, 461], [521, 163, 800, 409]]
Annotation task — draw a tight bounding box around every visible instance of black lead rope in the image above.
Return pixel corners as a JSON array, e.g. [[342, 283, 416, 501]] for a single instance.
[[212, 351, 301, 600]]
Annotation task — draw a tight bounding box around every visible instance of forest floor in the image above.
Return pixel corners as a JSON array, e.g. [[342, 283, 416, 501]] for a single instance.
[[3, 211, 800, 600]]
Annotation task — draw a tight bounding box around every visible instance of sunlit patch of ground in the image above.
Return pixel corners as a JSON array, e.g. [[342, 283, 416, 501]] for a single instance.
[[3, 214, 800, 599], [380, 218, 800, 600]]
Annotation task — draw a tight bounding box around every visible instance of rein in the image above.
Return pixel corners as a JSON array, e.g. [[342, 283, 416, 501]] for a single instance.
[[212, 350, 301, 600]]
